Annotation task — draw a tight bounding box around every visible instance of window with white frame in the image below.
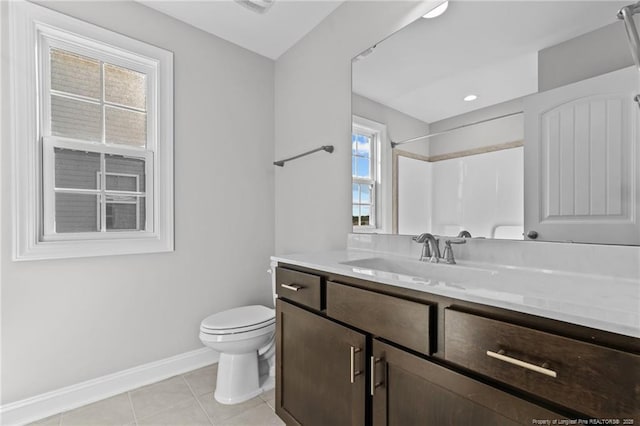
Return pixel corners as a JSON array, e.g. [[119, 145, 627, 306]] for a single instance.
[[352, 125, 379, 229], [9, 1, 174, 260]]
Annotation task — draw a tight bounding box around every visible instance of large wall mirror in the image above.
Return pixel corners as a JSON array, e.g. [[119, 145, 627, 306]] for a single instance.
[[351, 1, 640, 245]]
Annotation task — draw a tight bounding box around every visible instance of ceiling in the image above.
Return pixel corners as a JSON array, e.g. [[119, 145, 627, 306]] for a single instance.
[[139, 0, 344, 59], [353, 1, 630, 124]]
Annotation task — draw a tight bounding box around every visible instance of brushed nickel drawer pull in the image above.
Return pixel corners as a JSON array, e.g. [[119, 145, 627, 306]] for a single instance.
[[370, 356, 384, 396], [280, 283, 303, 291], [350, 346, 362, 383], [486, 349, 557, 378]]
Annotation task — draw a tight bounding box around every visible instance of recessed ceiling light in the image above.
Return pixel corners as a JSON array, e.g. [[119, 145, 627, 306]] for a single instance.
[[422, 1, 449, 19], [463, 94, 478, 102]]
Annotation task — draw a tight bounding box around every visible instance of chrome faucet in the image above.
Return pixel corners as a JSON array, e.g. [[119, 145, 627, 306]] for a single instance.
[[413, 233, 468, 264], [457, 230, 472, 238], [412, 233, 441, 262]]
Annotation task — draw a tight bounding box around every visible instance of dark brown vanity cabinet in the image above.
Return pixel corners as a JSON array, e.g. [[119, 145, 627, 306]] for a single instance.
[[274, 265, 639, 425], [276, 299, 366, 426]]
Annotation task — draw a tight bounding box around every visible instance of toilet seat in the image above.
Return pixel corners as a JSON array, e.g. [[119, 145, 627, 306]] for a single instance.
[[200, 305, 275, 335], [199, 304, 276, 404]]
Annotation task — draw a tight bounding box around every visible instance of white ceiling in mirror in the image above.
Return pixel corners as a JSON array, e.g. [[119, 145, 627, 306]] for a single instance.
[[138, 0, 344, 59], [352, 1, 628, 124]]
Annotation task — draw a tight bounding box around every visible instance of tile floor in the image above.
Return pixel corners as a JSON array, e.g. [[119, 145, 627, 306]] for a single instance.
[[29, 364, 285, 426]]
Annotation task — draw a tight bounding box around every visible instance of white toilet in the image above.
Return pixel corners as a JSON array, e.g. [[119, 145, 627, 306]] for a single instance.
[[199, 304, 276, 404]]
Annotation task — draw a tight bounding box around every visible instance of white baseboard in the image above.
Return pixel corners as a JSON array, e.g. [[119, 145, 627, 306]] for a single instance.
[[0, 347, 219, 426]]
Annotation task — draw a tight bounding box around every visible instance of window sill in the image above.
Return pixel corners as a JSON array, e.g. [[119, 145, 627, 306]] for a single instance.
[[14, 234, 173, 261], [352, 227, 381, 234]]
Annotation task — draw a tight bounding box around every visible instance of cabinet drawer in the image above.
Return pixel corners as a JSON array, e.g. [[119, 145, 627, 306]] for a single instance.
[[326, 282, 432, 355], [275, 267, 323, 310], [373, 339, 563, 426], [444, 309, 640, 418]]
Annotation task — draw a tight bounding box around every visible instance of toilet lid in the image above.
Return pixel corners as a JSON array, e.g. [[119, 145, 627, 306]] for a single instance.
[[200, 305, 275, 334]]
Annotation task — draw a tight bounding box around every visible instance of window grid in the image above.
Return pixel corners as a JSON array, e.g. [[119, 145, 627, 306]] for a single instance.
[[352, 128, 377, 229], [49, 48, 148, 147], [41, 37, 154, 239], [95, 172, 142, 231]]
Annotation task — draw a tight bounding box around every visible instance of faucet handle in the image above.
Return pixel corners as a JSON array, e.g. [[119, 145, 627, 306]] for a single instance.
[[446, 238, 467, 245], [443, 238, 465, 264], [442, 243, 455, 264]]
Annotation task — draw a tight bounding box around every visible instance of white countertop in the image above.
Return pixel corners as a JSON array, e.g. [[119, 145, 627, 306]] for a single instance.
[[272, 250, 640, 338]]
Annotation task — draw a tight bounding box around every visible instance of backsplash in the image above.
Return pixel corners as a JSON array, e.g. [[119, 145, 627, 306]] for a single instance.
[[347, 233, 640, 280]]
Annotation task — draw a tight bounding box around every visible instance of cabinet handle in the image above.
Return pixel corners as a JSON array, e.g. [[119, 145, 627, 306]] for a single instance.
[[370, 356, 384, 396], [280, 283, 303, 292], [350, 346, 362, 383], [486, 349, 557, 378]]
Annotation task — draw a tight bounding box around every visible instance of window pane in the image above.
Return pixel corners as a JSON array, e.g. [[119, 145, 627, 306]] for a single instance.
[[352, 134, 357, 155], [360, 205, 370, 226], [105, 106, 147, 147], [355, 134, 371, 157], [360, 184, 371, 204], [51, 95, 102, 142], [105, 196, 144, 231], [106, 175, 138, 192], [55, 148, 100, 190], [104, 63, 146, 110], [50, 49, 101, 100], [55, 193, 99, 233], [356, 157, 370, 178], [352, 205, 360, 226], [352, 156, 357, 177], [105, 155, 145, 192]]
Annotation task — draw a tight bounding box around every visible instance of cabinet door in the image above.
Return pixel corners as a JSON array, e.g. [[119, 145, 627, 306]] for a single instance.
[[371, 340, 562, 426], [276, 299, 366, 426], [523, 66, 639, 244]]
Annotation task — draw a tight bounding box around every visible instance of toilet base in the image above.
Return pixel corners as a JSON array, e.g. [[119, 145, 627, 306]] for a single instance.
[[214, 352, 274, 405]]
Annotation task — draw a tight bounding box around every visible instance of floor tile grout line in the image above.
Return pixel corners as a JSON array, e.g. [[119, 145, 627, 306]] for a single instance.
[[129, 375, 200, 424], [223, 401, 273, 426], [35, 367, 226, 426], [181, 374, 215, 425], [127, 390, 139, 426]]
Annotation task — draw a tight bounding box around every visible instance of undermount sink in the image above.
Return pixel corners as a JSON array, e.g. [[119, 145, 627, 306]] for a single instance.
[[339, 256, 498, 284]]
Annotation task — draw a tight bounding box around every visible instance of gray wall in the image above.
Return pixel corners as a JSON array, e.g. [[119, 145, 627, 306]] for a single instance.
[[274, 1, 437, 255], [1, 1, 275, 403], [428, 98, 524, 156], [352, 93, 430, 157], [539, 21, 633, 92]]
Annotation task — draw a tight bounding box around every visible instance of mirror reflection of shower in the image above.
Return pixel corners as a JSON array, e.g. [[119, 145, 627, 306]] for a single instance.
[[352, 1, 639, 244]]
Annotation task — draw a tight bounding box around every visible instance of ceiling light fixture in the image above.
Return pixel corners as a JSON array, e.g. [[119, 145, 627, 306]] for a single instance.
[[234, 0, 275, 14], [464, 94, 478, 102], [422, 1, 449, 19]]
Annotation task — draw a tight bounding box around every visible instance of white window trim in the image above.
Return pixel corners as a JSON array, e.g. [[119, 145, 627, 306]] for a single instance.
[[352, 116, 387, 233], [9, 0, 174, 260]]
